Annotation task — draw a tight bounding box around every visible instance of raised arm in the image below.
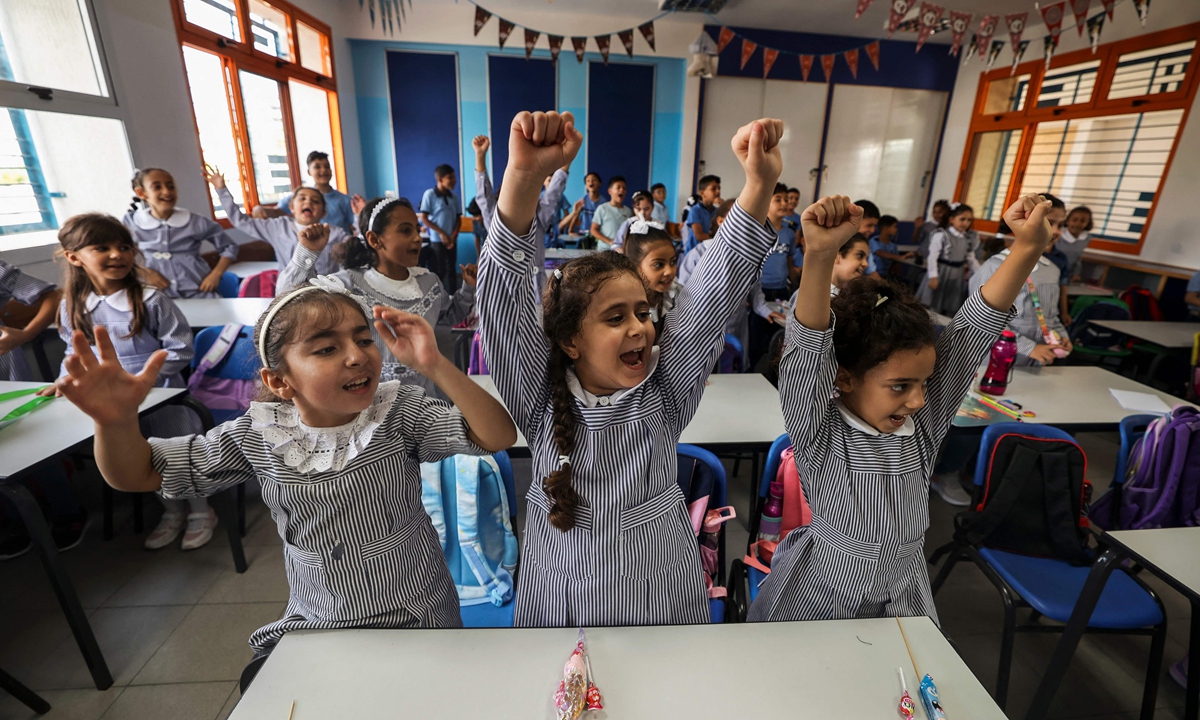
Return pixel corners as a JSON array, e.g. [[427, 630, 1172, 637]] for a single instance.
[[537, 168, 569, 233], [206, 170, 276, 243], [275, 223, 330, 293]]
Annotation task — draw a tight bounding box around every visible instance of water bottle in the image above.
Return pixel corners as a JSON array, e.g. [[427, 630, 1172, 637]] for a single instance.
[[757, 481, 785, 543], [980, 330, 1018, 396]]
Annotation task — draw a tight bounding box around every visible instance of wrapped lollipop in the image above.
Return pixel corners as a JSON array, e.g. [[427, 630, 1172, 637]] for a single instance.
[[897, 668, 915, 719], [554, 630, 602, 720]]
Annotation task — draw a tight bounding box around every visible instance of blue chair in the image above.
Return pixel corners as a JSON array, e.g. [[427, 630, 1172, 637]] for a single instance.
[[1090, 414, 1159, 531], [216, 271, 241, 298], [677, 443, 729, 623], [719, 333, 744, 374], [928, 422, 1166, 716], [460, 451, 519, 628], [190, 325, 259, 424], [728, 433, 791, 621]]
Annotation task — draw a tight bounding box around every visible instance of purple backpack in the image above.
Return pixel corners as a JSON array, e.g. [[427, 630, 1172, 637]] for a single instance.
[[187, 324, 257, 423], [1099, 406, 1200, 529], [468, 331, 489, 375]]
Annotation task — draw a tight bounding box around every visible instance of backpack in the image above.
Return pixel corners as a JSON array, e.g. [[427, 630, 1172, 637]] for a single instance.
[[677, 452, 736, 599], [420, 455, 518, 607], [1119, 286, 1163, 322], [239, 269, 278, 298], [1069, 299, 1131, 351], [1093, 406, 1200, 530], [718, 334, 743, 374], [468, 331, 489, 375], [954, 433, 1090, 564], [186, 323, 257, 423], [743, 445, 813, 574]]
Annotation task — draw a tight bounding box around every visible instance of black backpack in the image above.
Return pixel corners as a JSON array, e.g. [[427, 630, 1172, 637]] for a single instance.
[[954, 433, 1092, 565]]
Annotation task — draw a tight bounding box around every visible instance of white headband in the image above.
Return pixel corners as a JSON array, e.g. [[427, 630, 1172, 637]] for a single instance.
[[367, 197, 402, 233], [628, 219, 665, 236], [257, 286, 322, 367]]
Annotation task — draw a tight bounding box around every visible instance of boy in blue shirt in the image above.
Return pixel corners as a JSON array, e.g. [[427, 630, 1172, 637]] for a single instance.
[[869, 215, 915, 278], [419, 163, 461, 292], [682, 174, 720, 253], [650, 183, 670, 224], [785, 187, 803, 227], [260, 151, 357, 233]]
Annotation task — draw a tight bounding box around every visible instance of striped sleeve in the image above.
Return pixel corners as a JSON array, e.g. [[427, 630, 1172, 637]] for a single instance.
[[391, 385, 487, 462], [0, 260, 54, 305], [657, 201, 775, 433], [198, 216, 241, 260], [150, 415, 257, 499], [777, 310, 838, 456], [475, 171, 496, 231], [276, 243, 321, 293], [476, 213, 551, 437]]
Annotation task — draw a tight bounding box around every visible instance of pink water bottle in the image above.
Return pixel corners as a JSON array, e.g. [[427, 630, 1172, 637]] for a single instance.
[[757, 481, 784, 543], [980, 330, 1018, 395]]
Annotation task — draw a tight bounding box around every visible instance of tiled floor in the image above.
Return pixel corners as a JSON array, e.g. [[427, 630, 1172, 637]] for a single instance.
[[0, 431, 1192, 719]]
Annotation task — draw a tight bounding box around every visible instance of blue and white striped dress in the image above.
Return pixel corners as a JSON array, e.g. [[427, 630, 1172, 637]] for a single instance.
[[748, 292, 1012, 624], [149, 381, 485, 653], [0, 260, 55, 381], [123, 207, 240, 298], [478, 202, 775, 627]]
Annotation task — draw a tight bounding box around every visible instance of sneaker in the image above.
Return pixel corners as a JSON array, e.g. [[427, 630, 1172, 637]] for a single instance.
[[51, 508, 90, 552], [931, 474, 973, 506], [181, 507, 218, 551], [0, 528, 32, 560], [145, 511, 186, 550], [1169, 655, 1188, 689]]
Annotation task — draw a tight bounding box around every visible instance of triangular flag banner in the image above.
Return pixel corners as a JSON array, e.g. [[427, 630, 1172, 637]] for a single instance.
[[473, 5, 492, 36], [717, 27, 735, 54], [571, 37, 587, 63], [595, 34, 611, 64], [498, 18, 515, 49], [1070, 0, 1091, 35], [1043, 33, 1058, 67], [762, 47, 779, 77], [1005, 12, 1028, 54], [799, 54, 814, 81], [961, 34, 978, 65], [916, 2, 946, 53], [740, 38, 758, 69], [986, 39, 1005, 68], [887, 0, 914, 37], [1101, 0, 1116, 21], [548, 35, 563, 63], [524, 29, 540, 59], [855, 0, 876, 19], [844, 48, 860, 78], [949, 11, 973, 56], [1040, 2, 1066, 41], [1132, 0, 1151, 26], [618, 29, 635, 58], [1011, 39, 1030, 75], [821, 54, 836, 82], [976, 15, 999, 58], [638, 21, 656, 51], [865, 40, 881, 70], [1087, 13, 1105, 52]]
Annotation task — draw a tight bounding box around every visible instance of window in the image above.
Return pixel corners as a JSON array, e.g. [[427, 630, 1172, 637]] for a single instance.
[[172, 0, 341, 217], [956, 24, 1200, 254]]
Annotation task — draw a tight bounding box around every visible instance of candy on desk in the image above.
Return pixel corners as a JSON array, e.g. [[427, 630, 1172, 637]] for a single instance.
[[554, 629, 602, 719], [919, 673, 949, 720], [897, 667, 915, 718]]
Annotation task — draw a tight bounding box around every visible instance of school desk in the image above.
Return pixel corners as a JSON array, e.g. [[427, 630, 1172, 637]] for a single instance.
[[1064, 283, 1114, 298], [226, 261, 279, 278], [1089, 320, 1199, 349], [175, 297, 272, 328], [1027, 527, 1200, 720], [0, 382, 246, 690], [229, 617, 1005, 719]]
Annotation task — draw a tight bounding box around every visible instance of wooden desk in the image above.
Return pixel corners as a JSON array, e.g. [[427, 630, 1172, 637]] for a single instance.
[[175, 298, 272, 328]]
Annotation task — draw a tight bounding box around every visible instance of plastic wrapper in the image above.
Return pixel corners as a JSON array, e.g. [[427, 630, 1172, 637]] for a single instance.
[[553, 629, 603, 719]]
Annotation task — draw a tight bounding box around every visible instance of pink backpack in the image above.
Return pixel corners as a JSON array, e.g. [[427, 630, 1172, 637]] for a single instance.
[[187, 324, 257, 423], [744, 446, 813, 574], [238, 270, 278, 298]]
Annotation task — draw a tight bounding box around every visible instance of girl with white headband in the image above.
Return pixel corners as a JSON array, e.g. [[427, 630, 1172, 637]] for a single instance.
[[52, 283, 516, 659], [274, 196, 477, 400]]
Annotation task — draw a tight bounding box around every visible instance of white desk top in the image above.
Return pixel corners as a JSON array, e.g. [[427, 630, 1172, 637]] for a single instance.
[[1064, 283, 1114, 297], [1107, 528, 1200, 602], [174, 298, 272, 328], [226, 261, 278, 278], [0, 382, 183, 479], [231, 618, 1004, 720], [1090, 320, 1198, 349], [471, 373, 785, 449], [545, 248, 596, 261], [956, 366, 1192, 428]]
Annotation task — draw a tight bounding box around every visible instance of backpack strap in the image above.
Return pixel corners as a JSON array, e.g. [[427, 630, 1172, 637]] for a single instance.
[[964, 442, 1042, 546], [419, 461, 448, 552], [1037, 449, 1085, 561], [455, 455, 514, 607], [195, 324, 243, 376]]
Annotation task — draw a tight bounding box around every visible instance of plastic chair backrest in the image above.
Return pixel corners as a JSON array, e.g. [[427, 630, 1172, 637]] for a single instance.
[[491, 450, 517, 526], [719, 333, 744, 374], [1113, 414, 1158, 489], [190, 325, 260, 380], [759, 433, 792, 499], [677, 443, 727, 509], [972, 422, 1077, 487], [217, 271, 240, 298]]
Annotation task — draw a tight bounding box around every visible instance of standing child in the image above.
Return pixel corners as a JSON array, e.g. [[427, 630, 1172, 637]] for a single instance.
[[258, 152, 357, 234], [612, 191, 655, 253], [915, 199, 952, 259], [478, 110, 783, 627], [869, 216, 914, 279], [1058, 205, 1094, 282], [682, 175, 721, 253], [53, 284, 515, 658], [576, 172, 603, 236], [419, 164, 462, 293], [923, 203, 980, 316], [622, 222, 679, 335], [590, 176, 633, 252], [749, 192, 1059, 624], [650, 183, 670, 225], [785, 188, 803, 226]]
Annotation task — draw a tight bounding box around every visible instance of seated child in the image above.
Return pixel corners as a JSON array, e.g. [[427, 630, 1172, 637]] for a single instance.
[[613, 191, 655, 253], [650, 183, 670, 225], [869, 215, 914, 278], [622, 221, 679, 335], [259, 152, 357, 234]]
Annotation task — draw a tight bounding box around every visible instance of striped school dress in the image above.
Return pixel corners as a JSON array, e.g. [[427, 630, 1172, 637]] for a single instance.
[[477, 201, 775, 628], [748, 292, 1013, 624], [150, 381, 484, 653], [0, 260, 55, 381]]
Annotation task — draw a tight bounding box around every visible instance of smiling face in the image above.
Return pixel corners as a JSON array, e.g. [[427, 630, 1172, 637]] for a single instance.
[[308, 157, 333, 187], [637, 241, 678, 294], [65, 239, 136, 294], [768, 192, 788, 223], [290, 187, 327, 226], [436, 172, 457, 192], [837, 345, 936, 433], [652, 186, 666, 204], [833, 239, 870, 288], [787, 190, 800, 214], [949, 211, 974, 233], [1066, 209, 1091, 237], [608, 181, 626, 205], [560, 272, 655, 395], [368, 204, 423, 273], [858, 216, 879, 238], [134, 170, 178, 219]]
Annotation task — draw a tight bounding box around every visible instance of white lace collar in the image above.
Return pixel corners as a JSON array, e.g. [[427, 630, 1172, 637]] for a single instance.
[[85, 286, 158, 312], [565, 345, 661, 408], [250, 380, 399, 473], [835, 398, 914, 437], [830, 283, 840, 297], [363, 266, 430, 301], [133, 207, 191, 230]]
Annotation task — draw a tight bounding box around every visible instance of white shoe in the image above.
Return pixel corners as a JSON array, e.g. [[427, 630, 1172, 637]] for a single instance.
[[931, 475, 973, 507], [181, 508, 218, 551], [145, 511, 185, 550]]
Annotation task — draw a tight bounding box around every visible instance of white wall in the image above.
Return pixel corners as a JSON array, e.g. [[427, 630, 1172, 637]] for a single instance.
[[929, 0, 1200, 270]]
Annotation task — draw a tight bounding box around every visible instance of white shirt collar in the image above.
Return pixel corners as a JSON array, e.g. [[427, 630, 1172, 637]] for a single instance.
[[564, 345, 661, 408], [835, 398, 915, 437], [84, 286, 158, 313], [1060, 228, 1086, 244], [830, 283, 840, 297], [363, 267, 430, 301], [996, 248, 1051, 267], [133, 207, 191, 230]]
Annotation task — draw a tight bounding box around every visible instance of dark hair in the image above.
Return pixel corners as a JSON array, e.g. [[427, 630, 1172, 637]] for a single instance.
[[289, 186, 327, 210], [306, 151, 330, 166], [840, 232, 869, 256], [129, 167, 170, 213], [1067, 205, 1094, 231], [607, 175, 626, 188], [253, 288, 371, 401], [772, 182, 788, 197], [832, 276, 936, 377], [1042, 193, 1065, 211], [585, 171, 601, 183], [650, 183, 665, 192], [540, 252, 643, 531], [697, 175, 720, 192], [787, 187, 801, 195], [344, 196, 416, 270], [939, 202, 974, 228], [932, 199, 952, 212], [710, 198, 736, 236], [879, 215, 899, 229], [57, 214, 148, 343], [624, 225, 675, 265], [434, 164, 455, 179], [630, 190, 653, 206], [855, 200, 881, 220]]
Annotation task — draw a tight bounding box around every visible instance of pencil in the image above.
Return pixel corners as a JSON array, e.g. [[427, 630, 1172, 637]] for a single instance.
[[975, 394, 1021, 419], [895, 613, 920, 679], [287, 700, 295, 720]]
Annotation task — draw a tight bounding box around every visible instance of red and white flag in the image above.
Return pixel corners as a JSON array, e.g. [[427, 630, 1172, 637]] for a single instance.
[[740, 38, 758, 69], [1070, 0, 1091, 35], [1101, 0, 1116, 20], [595, 34, 611, 64], [887, 0, 915, 38], [548, 35, 563, 63], [618, 29, 635, 58], [821, 54, 836, 82], [916, 2, 945, 53], [800, 54, 814, 81], [844, 48, 860, 78], [865, 41, 881, 70], [855, 0, 877, 19], [1040, 2, 1066, 41], [638, 21, 656, 52], [497, 18, 515, 49], [1005, 12, 1028, 55], [762, 47, 779, 77], [717, 27, 736, 54], [949, 10, 973, 57], [524, 29, 539, 60], [976, 15, 999, 59], [571, 37, 587, 63]]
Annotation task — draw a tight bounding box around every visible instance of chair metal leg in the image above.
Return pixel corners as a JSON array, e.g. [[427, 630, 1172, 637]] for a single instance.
[[929, 547, 961, 596], [1187, 599, 1199, 720], [1139, 619, 1167, 720], [237, 484, 246, 537], [997, 589, 1018, 710], [0, 666, 51, 714], [101, 483, 113, 541], [211, 489, 248, 573]]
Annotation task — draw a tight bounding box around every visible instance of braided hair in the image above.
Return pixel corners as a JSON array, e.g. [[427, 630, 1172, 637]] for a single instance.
[[831, 275, 936, 377]]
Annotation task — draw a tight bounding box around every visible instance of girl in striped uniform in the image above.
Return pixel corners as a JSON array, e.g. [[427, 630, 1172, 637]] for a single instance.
[[749, 193, 1059, 624], [51, 284, 516, 655], [478, 110, 782, 627], [621, 221, 680, 337], [275, 197, 476, 399]]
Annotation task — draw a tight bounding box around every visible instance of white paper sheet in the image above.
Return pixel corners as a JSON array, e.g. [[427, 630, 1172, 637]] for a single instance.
[[1109, 389, 1171, 414]]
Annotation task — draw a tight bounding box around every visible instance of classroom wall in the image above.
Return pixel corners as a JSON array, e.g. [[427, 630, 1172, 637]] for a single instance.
[[928, 0, 1200, 270]]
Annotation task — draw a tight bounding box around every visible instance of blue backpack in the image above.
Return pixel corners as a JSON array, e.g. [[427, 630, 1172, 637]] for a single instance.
[[420, 455, 518, 607]]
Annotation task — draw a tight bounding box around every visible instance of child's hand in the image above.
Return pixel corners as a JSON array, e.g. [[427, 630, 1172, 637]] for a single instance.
[[472, 135, 490, 155], [1030, 343, 1061, 365], [928, 277, 940, 291], [138, 266, 171, 290], [731, 118, 784, 190], [373, 306, 441, 376], [204, 165, 226, 190], [35, 384, 62, 398], [56, 327, 166, 426], [298, 223, 331, 252], [1002, 193, 1053, 255], [799, 196, 863, 257], [508, 111, 582, 186], [199, 270, 223, 294], [351, 193, 367, 216], [460, 263, 478, 287], [573, 198, 584, 213]]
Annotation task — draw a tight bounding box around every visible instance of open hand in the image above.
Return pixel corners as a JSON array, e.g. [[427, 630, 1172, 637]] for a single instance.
[[928, 277, 940, 291], [799, 195, 863, 257], [373, 307, 441, 375], [508, 111, 583, 186], [351, 194, 367, 216], [1002, 193, 1053, 255], [35, 384, 61, 398], [472, 135, 490, 154], [203, 165, 226, 189], [56, 327, 165, 426], [460, 263, 478, 287], [199, 270, 223, 294], [731, 118, 784, 190], [298, 223, 331, 253]]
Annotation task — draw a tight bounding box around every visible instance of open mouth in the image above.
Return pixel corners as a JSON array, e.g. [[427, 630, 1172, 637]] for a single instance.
[[619, 348, 645, 370], [887, 414, 908, 428], [343, 377, 371, 393]]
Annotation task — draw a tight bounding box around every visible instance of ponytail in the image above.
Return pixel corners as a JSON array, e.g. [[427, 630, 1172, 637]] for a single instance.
[[341, 234, 377, 270]]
